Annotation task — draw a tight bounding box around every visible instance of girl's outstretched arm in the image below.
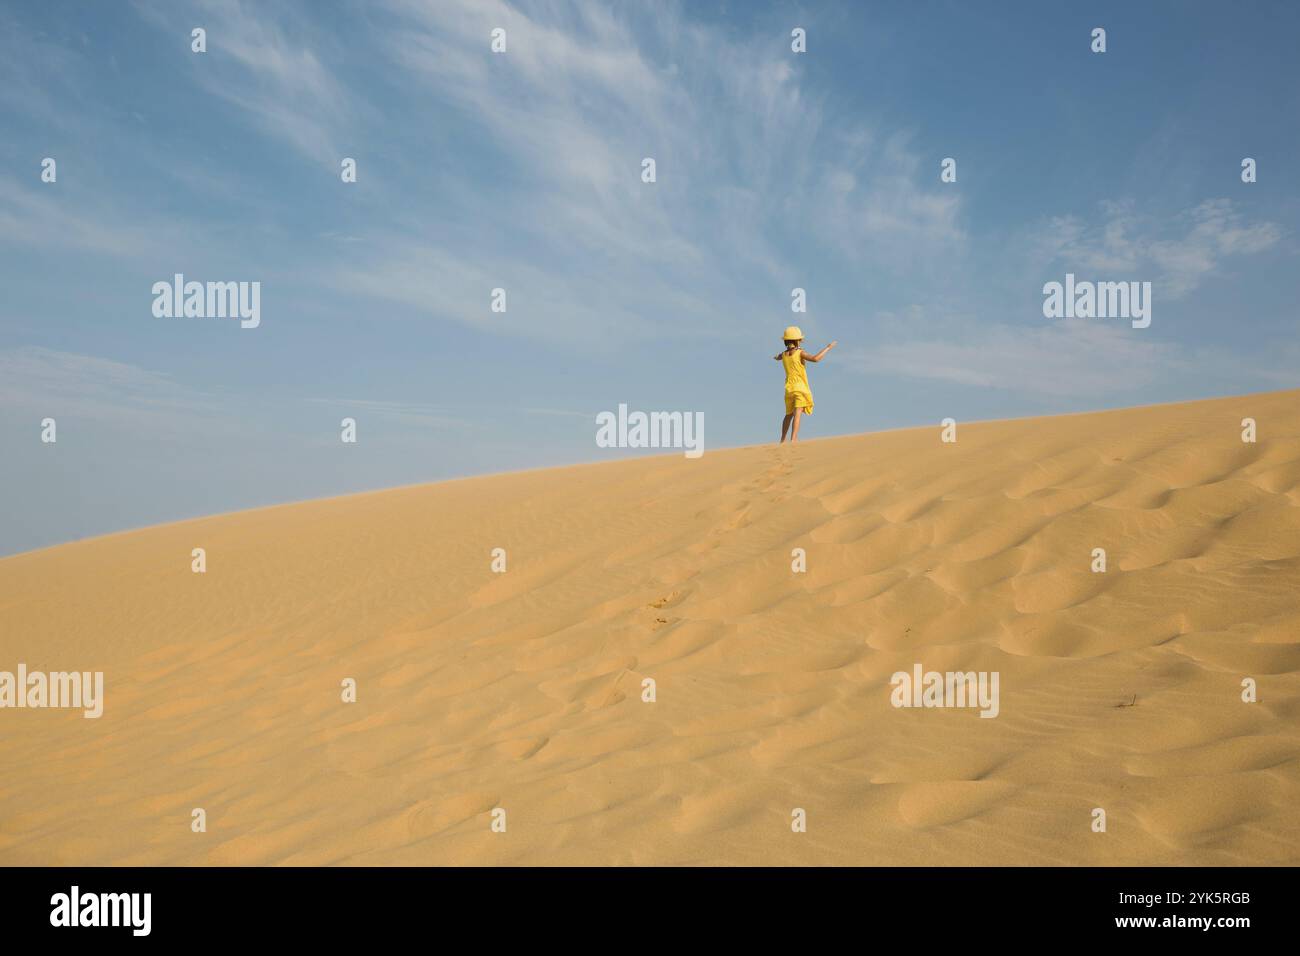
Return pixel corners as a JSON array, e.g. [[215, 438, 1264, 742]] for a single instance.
[[803, 340, 838, 363]]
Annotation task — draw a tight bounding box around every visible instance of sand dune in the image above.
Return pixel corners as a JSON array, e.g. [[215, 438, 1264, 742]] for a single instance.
[[2, 389, 1299, 865]]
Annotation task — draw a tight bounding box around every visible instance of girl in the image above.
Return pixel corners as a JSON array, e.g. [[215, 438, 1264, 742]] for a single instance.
[[774, 326, 836, 443]]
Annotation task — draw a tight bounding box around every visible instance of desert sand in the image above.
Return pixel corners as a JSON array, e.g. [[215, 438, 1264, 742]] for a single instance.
[[2, 389, 1299, 866]]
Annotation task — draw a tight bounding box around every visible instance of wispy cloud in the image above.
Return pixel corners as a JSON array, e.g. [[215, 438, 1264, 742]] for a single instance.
[[329, 241, 662, 346], [0, 346, 220, 430], [524, 406, 593, 420], [1034, 198, 1283, 298], [7, 1, 964, 348], [304, 397, 471, 429], [841, 320, 1297, 398], [132, 0, 356, 165], [335, 0, 961, 342], [0, 177, 178, 259], [0, 7, 90, 132]]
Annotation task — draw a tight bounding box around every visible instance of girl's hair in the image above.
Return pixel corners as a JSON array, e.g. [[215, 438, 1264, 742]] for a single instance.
[[784, 339, 800, 348]]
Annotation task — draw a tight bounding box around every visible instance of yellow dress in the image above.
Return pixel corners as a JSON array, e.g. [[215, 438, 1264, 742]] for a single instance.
[[781, 349, 813, 415]]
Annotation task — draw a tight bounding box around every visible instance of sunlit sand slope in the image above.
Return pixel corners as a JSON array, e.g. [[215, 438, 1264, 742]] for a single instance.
[[2, 389, 1299, 865]]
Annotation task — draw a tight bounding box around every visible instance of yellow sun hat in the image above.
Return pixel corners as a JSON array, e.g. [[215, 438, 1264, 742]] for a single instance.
[[782, 325, 804, 340]]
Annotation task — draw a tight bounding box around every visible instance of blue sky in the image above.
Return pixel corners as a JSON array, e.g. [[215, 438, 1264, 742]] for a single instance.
[[2, 0, 1298, 555]]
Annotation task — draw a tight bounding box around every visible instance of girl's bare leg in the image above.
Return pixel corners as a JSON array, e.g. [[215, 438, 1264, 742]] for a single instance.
[[780, 413, 793, 443], [791, 407, 803, 442]]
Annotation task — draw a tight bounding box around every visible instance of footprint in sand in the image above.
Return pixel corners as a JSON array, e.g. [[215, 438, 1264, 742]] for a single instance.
[[750, 453, 795, 499], [647, 591, 683, 609]]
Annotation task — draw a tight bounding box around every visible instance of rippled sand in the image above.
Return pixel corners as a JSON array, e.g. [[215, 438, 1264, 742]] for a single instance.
[[2, 389, 1298, 865]]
